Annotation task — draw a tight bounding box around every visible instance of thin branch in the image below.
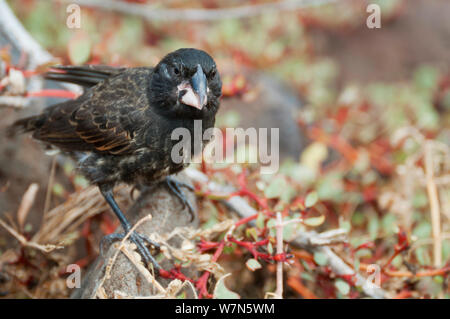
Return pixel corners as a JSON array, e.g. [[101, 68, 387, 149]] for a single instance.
[[425, 142, 442, 267], [275, 212, 284, 299], [42, 157, 57, 222], [17, 183, 39, 232], [0, 218, 63, 253], [61, 0, 338, 22]]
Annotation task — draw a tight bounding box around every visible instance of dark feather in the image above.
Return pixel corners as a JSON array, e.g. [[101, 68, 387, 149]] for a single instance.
[[45, 65, 125, 88]]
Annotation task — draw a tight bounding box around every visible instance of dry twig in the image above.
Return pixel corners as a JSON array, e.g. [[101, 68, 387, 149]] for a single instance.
[[275, 212, 284, 299], [425, 141, 442, 267], [61, 0, 338, 22]]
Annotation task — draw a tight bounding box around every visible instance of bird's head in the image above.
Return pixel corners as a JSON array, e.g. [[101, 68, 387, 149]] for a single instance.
[[149, 48, 222, 118]]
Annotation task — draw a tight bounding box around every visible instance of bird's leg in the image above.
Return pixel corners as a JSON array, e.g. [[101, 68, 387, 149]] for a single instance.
[[99, 185, 161, 271], [163, 176, 195, 221]]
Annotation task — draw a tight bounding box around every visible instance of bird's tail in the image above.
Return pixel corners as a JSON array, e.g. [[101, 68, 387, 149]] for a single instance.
[[45, 65, 123, 88]]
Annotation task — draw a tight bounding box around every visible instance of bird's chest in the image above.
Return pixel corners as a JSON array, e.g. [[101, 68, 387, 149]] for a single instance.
[[116, 117, 213, 185], [121, 142, 186, 185], [174, 117, 215, 155]]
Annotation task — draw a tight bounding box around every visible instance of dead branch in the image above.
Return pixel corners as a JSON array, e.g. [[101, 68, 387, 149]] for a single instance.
[[0, 218, 63, 253], [16, 183, 39, 232], [275, 212, 284, 299], [62, 0, 338, 22]]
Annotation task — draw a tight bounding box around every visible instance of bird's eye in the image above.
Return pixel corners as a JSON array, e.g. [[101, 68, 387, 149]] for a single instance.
[[173, 66, 180, 75], [210, 69, 216, 78]]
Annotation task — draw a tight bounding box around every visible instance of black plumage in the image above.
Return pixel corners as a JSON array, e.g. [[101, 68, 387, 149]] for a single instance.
[[10, 48, 222, 271]]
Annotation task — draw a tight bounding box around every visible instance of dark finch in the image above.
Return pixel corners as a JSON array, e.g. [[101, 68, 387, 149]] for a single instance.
[[10, 48, 222, 271]]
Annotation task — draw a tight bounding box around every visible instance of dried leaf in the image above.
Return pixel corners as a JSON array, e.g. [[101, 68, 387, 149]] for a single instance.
[[17, 183, 39, 231], [246, 258, 262, 271], [303, 215, 325, 227]]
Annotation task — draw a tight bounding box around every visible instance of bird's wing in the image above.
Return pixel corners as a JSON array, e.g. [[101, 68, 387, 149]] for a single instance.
[[45, 65, 126, 88], [34, 68, 153, 155]]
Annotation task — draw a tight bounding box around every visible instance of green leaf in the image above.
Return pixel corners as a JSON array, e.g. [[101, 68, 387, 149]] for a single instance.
[[213, 274, 240, 299], [245, 227, 259, 241], [246, 258, 262, 271], [313, 251, 328, 266], [339, 219, 351, 233], [414, 65, 439, 92], [52, 183, 64, 197], [413, 221, 432, 239], [267, 218, 277, 237], [415, 246, 431, 266], [317, 172, 344, 201], [368, 215, 379, 240], [264, 176, 287, 199], [412, 191, 428, 208], [433, 276, 444, 284], [335, 280, 350, 295], [305, 191, 319, 208], [392, 255, 402, 268], [354, 259, 360, 272], [68, 32, 91, 65], [351, 211, 365, 226], [63, 162, 75, 175], [114, 17, 144, 55], [381, 214, 397, 236], [282, 218, 296, 240], [442, 240, 450, 262], [222, 243, 237, 255], [280, 184, 296, 203], [256, 213, 265, 229], [290, 164, 316, 186], [355, 249, 372, 259], [267, 242, 273, 255], [301, 142, 328, 173], [74, 175, 89, 189], [301, 272, 314, 282]]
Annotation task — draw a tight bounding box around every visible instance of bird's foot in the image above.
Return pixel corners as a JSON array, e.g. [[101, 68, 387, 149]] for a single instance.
[[164, 176, 195, 221], [100, 230, 161, 271]]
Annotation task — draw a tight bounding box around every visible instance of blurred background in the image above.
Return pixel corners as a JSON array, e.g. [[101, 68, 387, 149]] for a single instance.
[[0, 0, 449, 298]]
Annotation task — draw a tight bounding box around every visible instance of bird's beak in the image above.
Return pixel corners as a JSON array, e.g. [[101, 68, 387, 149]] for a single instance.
[[179, 64, 207, 110]]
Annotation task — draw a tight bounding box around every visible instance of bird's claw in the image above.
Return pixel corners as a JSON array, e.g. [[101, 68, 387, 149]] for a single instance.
[[100, 231, 161, 271], [164, 176, 195, 221]]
